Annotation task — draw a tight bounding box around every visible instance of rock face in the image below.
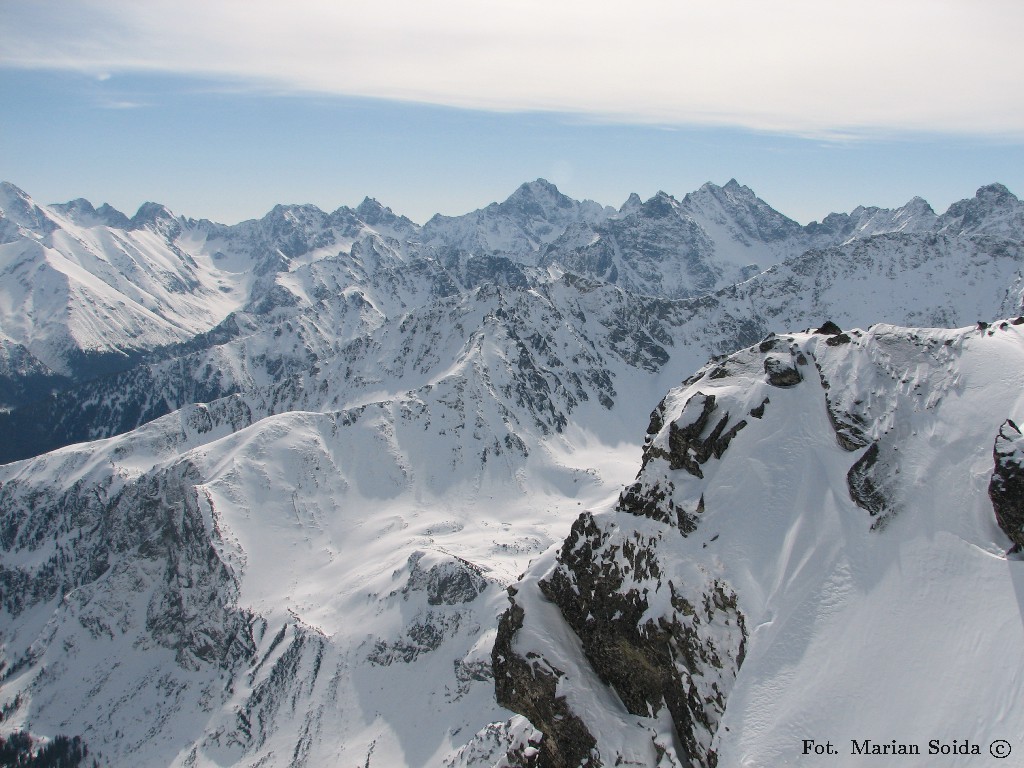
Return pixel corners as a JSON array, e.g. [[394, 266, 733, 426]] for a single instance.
[[493, 600, 596, 768], [990, 419, 1024, 549], [494, 510, 747, 768], [493, 348, 777, 766], [538, 515, 745, 768], [492, 320, 1024, 768], [763, 353, 802, 387], [3, 175, 1024, 766]]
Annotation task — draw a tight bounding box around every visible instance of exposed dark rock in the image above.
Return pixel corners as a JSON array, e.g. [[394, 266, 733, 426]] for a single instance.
[[764, 354, 802, 387], [708, 364, 730, 379], [989, 419, 1024, 550], [825, 401, 870, 451], [846, 442, 899, 528], [509, 511, 746, 768], [643, 393, 747, 479], [619, 479, 699, 535], [493, 599, 599, 768], [815, 321, 843, 335], [749, 397, 770, 419], [813, 358, 870, 451], [757, 333, 778, 353], [0, 461, 256, 671], [646, 401, 667, 437], [0, 731, 98, 768], [825, 333, 851, 346], [402, 552, 488, 605], [367, 611, 463, 665], [848, 443, 884, 515]]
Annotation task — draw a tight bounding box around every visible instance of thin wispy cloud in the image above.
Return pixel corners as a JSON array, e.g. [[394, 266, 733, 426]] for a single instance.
[[2, 0, 1022, 138], [96, 99, 148, 110]]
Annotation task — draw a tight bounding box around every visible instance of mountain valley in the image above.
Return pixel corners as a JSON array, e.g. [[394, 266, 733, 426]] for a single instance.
[[1, 178, 1022, 767]]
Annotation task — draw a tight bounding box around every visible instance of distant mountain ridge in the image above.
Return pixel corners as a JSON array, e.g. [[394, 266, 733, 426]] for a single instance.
[[1, 175, 1023, 766], [1, 177, 1020, 410]]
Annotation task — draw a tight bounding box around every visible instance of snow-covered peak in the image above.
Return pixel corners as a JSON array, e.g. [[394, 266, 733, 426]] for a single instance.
[[420, 179, 614, 259], [261, 202, 329, 229], [634, 190, 680, 220], [48, 197, 95, 221], [494, 178, 611, 225], [0, 181, 59, 242], [505, 178, 571, 207], [50, 198, 132, 229], [937, 182, 1024, 237], [128, 201, 182, 239], [680, 179, 803, 243], [4, 173, 1024, 766], [354, 195, 390, 220], [806, 195, 939, 244], [0, 180, 35, 212], [618, 191, 643, 215], [901, 194, 935, 216], [352, 196, 419, 235], [497, 319, 1024, 766]]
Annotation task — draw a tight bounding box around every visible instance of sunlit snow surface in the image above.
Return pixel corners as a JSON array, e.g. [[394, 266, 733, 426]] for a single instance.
[[3, 321, 1024, 766], [0, 364, 643, 766], [503, 322, 1024, 767], [1, 177, 1024, 766]]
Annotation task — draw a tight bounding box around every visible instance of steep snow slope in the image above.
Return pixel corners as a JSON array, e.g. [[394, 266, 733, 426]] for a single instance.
[[6, 218, 1022, 466], [0, 183, 250, 379], [0, 335, 647, 766], [0, 184, 422, 403], [1, 178, 1023, 766], [496, 320, 1024, 767]]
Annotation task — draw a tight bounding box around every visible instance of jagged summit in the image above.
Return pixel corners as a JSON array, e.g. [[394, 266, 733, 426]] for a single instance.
[[974, 181, 1016, 203], [0, 177, 1019, 400], [2, 175, 1024, 766], [354, 195, 418, 231], [504, 177, 570, 204], [0, 181, 59, 241], [49, 197, 134, 229], [420, 178, 613, 257], [129, 200, 178, 226], [355, 195, 389, 217], [618, 191, 643, 214], [938, 182, 1024, 237]]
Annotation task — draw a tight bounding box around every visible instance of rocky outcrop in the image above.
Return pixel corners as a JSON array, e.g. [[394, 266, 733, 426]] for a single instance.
[[493, 351, 757, 766], [403, 551, 489, 605], [763, 353, 802, 387], [0, 461, 255, 670], [494, 508, 747, 768], [643, 392, 747, 479], [538, 515, 745, 768], [846, 442, 896, 527], [990, 419, 1024, 550], [493, 600, 598, 768]]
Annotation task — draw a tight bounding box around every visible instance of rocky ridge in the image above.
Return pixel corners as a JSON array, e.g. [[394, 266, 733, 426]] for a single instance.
[[492, 320, 1024, 766], [1, 178, 1023, 766]]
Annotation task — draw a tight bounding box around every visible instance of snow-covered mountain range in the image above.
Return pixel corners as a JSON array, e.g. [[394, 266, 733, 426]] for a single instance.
[[1, 178, 1022, 766]]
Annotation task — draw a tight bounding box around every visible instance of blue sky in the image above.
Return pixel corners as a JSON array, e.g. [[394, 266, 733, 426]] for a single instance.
[[1, 1, 1022, 225]]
